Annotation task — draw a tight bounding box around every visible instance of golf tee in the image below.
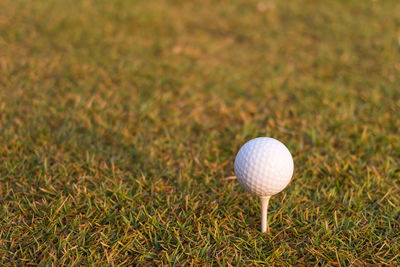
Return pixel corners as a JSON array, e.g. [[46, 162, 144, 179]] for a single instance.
[[260, 196, 270, 233]]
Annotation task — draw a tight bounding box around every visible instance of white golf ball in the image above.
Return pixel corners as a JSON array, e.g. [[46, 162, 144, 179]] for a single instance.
[[234, 137, 294, 196]]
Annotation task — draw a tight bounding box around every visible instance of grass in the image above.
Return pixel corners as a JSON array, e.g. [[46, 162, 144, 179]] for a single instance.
[[0, 0, 400, 265]]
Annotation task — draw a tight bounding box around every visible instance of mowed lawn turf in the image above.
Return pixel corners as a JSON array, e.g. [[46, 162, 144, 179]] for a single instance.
[[0, 0, 399, 265]]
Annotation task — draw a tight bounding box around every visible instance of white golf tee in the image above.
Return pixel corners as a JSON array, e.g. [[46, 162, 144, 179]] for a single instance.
[[260, 196, 270, 233]]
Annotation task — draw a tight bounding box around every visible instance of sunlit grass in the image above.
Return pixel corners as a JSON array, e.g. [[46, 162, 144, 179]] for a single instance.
[[0, 0, 399, 265]]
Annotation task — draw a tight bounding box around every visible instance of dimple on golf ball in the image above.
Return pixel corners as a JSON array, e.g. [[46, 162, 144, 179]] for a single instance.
[[234, 137, 294, 196]]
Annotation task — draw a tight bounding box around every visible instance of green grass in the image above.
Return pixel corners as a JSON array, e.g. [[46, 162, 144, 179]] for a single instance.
[[1, 0, 400, 265]]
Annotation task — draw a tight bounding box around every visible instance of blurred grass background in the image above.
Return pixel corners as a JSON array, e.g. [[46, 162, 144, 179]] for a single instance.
[[0, 0, 399, 265]]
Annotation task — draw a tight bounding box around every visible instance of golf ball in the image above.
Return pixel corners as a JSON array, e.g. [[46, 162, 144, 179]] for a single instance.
[[234, 137, 294, 196]]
